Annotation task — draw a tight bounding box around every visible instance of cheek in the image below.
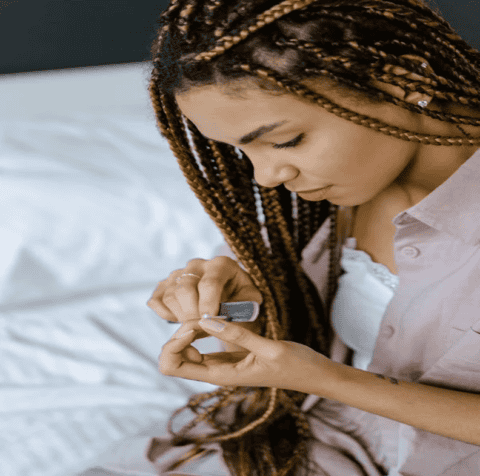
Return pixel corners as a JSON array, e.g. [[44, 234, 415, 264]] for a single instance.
[[302, 138, 359, 175], [301, 121, 391, 176]]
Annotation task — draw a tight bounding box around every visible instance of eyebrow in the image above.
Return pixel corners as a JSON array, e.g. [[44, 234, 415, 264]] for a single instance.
[[238, 120, 289, 146]]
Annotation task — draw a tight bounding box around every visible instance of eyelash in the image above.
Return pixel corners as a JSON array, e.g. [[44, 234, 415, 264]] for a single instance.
[[273, 133, 306, 150]]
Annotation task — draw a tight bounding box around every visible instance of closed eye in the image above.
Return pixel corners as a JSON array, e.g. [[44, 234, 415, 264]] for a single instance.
[[273, 133, 305, 150]]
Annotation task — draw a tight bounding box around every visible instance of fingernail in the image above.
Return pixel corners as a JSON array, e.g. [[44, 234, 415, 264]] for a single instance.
[[202, 313, 227, 320], [199, 318, 226, 332], [174, 329, 195, 339]]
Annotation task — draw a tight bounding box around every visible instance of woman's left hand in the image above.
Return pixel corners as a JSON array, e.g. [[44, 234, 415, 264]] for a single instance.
[[158, 317, 340, 396]]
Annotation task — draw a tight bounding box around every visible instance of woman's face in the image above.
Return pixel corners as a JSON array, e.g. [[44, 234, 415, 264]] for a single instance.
[[175, 76, 479, 207]]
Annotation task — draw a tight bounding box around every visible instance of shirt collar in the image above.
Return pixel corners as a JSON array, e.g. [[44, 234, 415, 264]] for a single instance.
[[393, 147, 480, 246]]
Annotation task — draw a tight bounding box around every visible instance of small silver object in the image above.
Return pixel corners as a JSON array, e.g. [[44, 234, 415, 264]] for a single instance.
[[418, 100, 429, 108]]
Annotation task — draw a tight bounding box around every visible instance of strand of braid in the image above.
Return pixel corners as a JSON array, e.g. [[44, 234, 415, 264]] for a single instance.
[[147, 0, 480, 474]]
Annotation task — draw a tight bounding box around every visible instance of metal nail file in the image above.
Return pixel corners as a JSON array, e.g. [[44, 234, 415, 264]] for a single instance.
[[217, 301, 260, 322]]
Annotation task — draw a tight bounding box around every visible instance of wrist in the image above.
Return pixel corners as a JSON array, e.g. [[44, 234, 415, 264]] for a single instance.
[[310, 359, 349, 400]]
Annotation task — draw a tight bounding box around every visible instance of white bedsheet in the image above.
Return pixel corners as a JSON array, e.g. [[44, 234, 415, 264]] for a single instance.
[[0, 62, 228, 476]]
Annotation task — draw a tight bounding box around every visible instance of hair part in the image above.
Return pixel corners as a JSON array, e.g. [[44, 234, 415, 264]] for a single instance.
[[147, 1, 480, 475]]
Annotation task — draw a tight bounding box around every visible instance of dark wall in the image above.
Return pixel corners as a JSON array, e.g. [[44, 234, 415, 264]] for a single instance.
[[0, 0, 478, 76], [0, 0, 169, 75]]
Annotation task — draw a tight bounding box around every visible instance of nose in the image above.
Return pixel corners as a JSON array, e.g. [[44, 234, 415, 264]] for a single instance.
[[253, 163, 299, 189]]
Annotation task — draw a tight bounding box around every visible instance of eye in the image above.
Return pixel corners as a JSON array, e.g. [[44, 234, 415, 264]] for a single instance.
[[273, 133, 306, 150]]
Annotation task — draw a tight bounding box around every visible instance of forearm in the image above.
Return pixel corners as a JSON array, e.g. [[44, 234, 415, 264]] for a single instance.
[[323, 362, 480, 446]]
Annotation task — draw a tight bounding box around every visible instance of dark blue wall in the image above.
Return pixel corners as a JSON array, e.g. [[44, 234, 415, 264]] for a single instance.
[[0, 0, 169, 75], [0, 0, 478, 76]]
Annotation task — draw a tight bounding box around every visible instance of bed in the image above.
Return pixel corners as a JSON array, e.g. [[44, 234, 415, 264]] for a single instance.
[[0, 61, 230, 476]]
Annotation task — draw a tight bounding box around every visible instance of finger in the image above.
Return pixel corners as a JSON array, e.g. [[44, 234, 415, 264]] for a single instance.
[[172, 320, 211, 340], [148, 298, 179, 322], [162, 268, 207, 322], [147, 280, 179, 322], [159, 329, 199, 376], [148, 267, 201, 322], [173, 274, 204, 320], [172, 329, 204, 364], [196, 257, 235, 318], [198, 318, 279, 359], [160, 327, 229, 378], [197, 256, 262, 318], [151, 271, 202, 323], [149, 268, 184, 302], [159, 329, 240, 385], [198, 258, 264, 319]]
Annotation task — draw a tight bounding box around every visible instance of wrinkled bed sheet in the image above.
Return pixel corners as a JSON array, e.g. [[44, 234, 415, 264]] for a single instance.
[[0, 62, 227, 476]]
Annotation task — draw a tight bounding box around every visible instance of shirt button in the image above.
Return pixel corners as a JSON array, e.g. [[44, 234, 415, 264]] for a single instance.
[[383, 325, 395, 338], [401, 246, 420, 258]]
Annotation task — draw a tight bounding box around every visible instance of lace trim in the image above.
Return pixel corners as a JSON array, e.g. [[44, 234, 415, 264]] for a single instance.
[[342, 237, 400, 291]]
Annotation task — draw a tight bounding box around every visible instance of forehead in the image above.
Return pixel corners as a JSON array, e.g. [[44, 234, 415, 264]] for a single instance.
[[174, 82, 313, 142], [175, 83, 294, 115]]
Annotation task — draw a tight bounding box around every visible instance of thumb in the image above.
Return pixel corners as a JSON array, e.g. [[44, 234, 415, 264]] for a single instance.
[[198, 317, 275, 356]]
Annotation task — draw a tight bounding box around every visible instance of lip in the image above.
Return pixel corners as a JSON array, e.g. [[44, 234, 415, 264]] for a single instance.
[[295, 185, 332, 194]]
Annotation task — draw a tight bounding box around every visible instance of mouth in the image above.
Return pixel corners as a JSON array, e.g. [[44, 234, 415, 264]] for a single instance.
[[297, 185, 332, 197], [297, 186, 330, 193]]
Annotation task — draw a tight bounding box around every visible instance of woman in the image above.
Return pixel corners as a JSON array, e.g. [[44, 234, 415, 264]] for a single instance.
[[146, 0, 480, 474]]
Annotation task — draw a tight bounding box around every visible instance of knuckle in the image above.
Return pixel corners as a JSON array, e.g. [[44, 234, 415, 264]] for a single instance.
[[162, 292, 177, 305], [156, 302, 179, 322], [212, 256, 241, 273], [168, 268, 184, 279], [146, 296, 157, 307], [186, 258, 206, 267], [211, 255, 234, 266], [197, 276, 219, 289], [150, 294, 165, 305], [173, 284, 192, 297], [157, 357, 169, 375], [204, 257, 238, 279], [149, 298, 174, 315], [158, 364, 172, 376], [149, 281, 166, 300]]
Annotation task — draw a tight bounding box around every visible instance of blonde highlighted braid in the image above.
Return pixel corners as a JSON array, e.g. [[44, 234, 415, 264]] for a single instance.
[[147, 1, 480, 474]]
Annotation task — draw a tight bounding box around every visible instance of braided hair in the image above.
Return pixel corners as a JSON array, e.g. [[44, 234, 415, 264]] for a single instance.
[[146, 1, 480, 474]]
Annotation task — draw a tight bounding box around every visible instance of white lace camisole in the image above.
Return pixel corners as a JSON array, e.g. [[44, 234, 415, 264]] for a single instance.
[[330, 208, 400, 371]]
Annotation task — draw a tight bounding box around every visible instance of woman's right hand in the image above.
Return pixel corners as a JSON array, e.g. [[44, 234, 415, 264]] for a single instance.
[[147, 256, 264, 336]]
